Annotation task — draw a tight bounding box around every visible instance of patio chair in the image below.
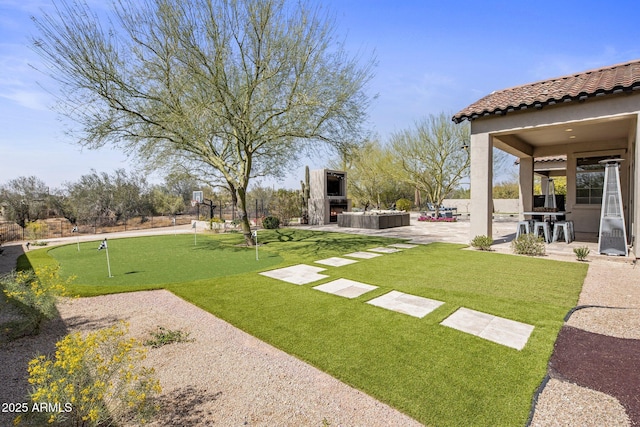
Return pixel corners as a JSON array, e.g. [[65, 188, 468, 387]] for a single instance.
[[440, 204, 457, 214]]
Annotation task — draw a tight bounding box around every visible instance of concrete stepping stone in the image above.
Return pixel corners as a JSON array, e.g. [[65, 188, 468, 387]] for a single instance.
[[313, 279, 378, 299], [315, 257, 358, 267], [343, 251, 383, 259], [367, 247, 401, 254], [367, 291, 444, 318], [259, 264, 329, 285], [388, 243, 418, 249], [440, 307, 534, 351]]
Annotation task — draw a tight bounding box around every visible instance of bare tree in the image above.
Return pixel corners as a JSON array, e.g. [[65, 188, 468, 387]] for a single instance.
[[32, 0, 374, 244], [390, 113, 470, 217]]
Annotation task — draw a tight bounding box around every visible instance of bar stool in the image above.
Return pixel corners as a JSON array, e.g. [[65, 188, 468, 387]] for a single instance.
[[533, 221, 551, 243], [516, 221, 531, 238], [552, 221, 572, 243]]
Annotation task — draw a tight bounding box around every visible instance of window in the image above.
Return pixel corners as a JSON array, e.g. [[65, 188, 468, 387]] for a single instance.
[[575, 156, 616, 204]]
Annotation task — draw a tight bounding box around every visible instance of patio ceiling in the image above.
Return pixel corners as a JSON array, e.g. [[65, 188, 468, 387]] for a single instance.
[[492, 114, 636, 157]]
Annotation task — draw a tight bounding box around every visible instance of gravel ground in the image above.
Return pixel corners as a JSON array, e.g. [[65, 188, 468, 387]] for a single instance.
[[567, 307, 640, 340], [530, 257, 640, 427], [2, 290, 422, 427], [530, 379, 630, 427]]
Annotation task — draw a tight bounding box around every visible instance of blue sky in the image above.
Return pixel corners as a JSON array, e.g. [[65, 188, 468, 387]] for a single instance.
[[1, 0, 640, 190]]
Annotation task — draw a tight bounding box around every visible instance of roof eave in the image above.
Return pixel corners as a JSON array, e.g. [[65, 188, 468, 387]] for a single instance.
[[452, 83, 640, 124]]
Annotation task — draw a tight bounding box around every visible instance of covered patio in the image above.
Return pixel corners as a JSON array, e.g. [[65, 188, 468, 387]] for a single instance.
[[454, 59, 640, 257]]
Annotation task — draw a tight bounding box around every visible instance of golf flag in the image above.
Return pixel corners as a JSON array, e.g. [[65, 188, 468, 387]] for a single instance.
[[97, 238, 112, 277]]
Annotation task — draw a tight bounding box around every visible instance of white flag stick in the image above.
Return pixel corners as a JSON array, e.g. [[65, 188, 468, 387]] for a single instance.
[[105, 245, 112, 278], [72, 225, 80, 251], [252, 230, 258, 261], [98, 238, 112, 278]]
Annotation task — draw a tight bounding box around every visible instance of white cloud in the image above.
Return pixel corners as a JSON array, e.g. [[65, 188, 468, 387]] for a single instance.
[[0, 88, 50, 110]]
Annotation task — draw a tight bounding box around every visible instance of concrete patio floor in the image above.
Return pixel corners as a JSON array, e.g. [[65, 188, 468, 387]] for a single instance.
[[299, 213, 612, 262]]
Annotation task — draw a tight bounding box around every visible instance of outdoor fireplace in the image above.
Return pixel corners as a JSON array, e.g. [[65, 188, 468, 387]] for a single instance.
[[308, 169, 352, 225]]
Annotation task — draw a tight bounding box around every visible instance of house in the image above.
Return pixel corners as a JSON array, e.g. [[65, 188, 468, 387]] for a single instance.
[[453, 59, 640, 256]]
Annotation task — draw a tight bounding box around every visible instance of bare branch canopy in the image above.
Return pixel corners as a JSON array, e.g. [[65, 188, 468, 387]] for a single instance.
[[31, 0, 375, 244]]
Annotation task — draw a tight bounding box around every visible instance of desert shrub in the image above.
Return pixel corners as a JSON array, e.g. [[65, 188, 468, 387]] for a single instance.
[[18, 322, 161, 426], [511, 234, 546, 256], [144, 326, 194, 348], [1, 266, 74, 322], [573, 246, 590, 261], [262, 216, 280, 229], [471, 235, 493, 251], [395, 198, 412, 212], [208, 217, 224, 232], [25, 220, 49, 240]]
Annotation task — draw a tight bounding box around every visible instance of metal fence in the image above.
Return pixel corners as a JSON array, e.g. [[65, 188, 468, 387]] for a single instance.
[[194, 200, 269, 222], [0, 215, 194, 243], [0, 222, 23, 243], [0, 200, 272, 244]]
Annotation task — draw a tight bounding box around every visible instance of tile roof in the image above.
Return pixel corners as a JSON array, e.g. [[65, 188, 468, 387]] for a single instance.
[[453, 59, 640, 123], [514, 155, 567, 165]]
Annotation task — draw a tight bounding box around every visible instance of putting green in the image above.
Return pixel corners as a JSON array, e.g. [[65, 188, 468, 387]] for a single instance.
[[48, 234, 283, 286]]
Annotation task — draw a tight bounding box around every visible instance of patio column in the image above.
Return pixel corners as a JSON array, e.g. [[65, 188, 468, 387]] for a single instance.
[[633, 116, 640, 257], [470, 132, 493, 240], [519, 157, 534, 219]]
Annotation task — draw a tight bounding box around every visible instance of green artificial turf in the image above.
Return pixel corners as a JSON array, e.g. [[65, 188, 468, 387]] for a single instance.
[[45, 234, 283, 294], [24, 230, 588, 426]]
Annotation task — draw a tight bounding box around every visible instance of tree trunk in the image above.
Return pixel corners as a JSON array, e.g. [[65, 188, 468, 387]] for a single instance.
[[236, 186, 256, 246]]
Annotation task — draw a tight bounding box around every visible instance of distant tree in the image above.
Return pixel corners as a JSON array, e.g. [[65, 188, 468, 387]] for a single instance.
[[270, 189, 302, 226], [0, 176, 50, 227], [111, 169, 151, 221], [247, 182, 275, 220], [63, 169, 150, 224], [163, 172, 202, 206], [32, 0, 374, 245], [448, 187, 470, 199], [390, 113, 470, 217], [331, 140, 412, 209], [493, 181, 519, 199], [149, 187, 185, 216], [49, 189, 78, 224], [534, 176, 567, 196]]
